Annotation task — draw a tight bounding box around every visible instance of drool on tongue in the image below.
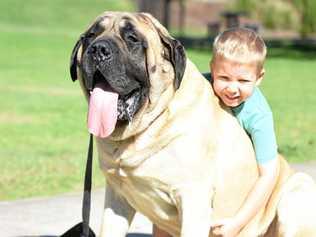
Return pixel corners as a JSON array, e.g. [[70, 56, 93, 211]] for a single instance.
[[88, 83, 119, 138]]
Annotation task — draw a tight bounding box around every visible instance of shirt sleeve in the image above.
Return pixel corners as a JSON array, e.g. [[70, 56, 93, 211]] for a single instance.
[[248, 113, 278, 164]]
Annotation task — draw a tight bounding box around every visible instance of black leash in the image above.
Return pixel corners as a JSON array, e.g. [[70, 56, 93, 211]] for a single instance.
[[60, 134, 95, 237], [82, 134, 94, 236]]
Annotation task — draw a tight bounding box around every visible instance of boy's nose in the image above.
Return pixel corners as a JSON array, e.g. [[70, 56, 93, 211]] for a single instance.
[[226, 83, 239, 94]]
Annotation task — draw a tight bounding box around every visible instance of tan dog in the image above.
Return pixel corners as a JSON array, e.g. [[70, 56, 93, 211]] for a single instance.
[[70, 12, 316, 237]]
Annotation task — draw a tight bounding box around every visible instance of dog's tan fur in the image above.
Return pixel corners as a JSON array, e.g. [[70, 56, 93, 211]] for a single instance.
[[72, 12, 316, 237]]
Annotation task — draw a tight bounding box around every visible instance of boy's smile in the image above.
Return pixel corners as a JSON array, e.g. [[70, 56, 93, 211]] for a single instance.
[[211, 56, 264, 107]]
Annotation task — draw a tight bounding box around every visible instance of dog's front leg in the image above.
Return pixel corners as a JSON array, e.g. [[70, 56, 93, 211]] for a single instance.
[[177, 186, 213, 237], [100, 183, 136, 237]]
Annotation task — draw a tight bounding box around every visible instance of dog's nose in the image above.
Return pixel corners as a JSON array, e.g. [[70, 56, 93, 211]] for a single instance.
[[88, 41, 112, 62]]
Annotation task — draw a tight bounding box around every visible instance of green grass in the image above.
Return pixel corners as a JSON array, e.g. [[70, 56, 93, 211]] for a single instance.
[[0, 0, 315, 200], [0, 0, 134, 200]]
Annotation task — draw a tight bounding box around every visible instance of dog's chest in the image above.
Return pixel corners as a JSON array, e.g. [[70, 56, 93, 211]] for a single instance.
[[107, 169, 181, 234]]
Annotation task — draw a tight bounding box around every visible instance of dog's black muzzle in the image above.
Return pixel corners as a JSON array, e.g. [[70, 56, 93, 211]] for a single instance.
[[88, 39, 113, 63], [82, 38, 141, 96]]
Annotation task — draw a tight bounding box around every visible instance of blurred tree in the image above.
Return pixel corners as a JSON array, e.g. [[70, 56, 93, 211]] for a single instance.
[[137, 0, 186, 33], [137, 0, 172, 29], [233, 0, 316, 38], [179, 0, 186, 35], [164, 0, 171, 29], [137, 0, 165, 25], [291, 0, 316, 38]]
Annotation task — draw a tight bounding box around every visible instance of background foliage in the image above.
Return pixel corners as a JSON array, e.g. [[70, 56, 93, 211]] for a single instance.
[[233, 0, 316, 37]]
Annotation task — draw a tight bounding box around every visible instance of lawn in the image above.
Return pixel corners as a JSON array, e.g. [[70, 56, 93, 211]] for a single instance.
[[0, 0, 315, 200]]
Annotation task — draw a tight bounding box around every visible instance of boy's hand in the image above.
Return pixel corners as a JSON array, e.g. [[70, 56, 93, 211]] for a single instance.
[[211, 218, 242, 237]]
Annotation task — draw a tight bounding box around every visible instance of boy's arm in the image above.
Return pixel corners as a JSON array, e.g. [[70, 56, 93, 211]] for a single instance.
[[212, 158, 280, 237], [234, 158, 280, 228], [233, 111, 280, 227], [213, 108, 279, 236]]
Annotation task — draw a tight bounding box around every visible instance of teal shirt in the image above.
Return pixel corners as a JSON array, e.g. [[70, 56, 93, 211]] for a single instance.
[[203, 73, 277, 164], [231, 88, 277, 164]]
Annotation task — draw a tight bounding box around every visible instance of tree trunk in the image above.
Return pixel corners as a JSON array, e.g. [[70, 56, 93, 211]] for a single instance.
[[179, 0, 186, 35]]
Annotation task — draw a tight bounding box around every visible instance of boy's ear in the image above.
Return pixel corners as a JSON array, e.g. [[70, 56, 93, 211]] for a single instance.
[[256, 68, 265, 86]]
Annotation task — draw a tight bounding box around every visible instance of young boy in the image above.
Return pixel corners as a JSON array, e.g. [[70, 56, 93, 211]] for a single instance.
[[154, 28, 280, 237]]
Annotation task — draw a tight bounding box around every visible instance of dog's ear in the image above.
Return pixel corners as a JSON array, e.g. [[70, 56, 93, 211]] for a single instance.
[[139, 13, 186, 90], [70, 17, 106, 82], [70, 38, 82, 82], [159, 34, 186, 90]]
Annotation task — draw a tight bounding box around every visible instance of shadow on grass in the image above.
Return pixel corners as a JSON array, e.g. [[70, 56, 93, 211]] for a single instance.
[[15, 236, 57, 237], [16, 234, 152, 237], [127, 234, 152, 237], [267, 46, 316, 60]]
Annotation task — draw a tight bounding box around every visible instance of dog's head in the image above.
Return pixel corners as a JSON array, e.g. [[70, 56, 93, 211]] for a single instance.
[[70, 12, 186, 139]]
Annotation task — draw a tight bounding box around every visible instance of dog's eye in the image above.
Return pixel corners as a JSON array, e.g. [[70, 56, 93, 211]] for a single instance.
[[86, 32, 95, 38], [127, 34, 139, 43]]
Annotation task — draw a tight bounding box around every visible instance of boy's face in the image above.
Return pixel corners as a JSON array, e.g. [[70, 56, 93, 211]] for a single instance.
[[211, 56, 264, 107]]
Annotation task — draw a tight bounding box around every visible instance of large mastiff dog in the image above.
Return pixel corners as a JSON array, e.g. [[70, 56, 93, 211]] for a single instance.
[[70, 12, 316, 237]]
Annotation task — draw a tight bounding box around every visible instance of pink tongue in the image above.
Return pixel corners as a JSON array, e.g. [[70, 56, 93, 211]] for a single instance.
[[88, 83, 119, 138]]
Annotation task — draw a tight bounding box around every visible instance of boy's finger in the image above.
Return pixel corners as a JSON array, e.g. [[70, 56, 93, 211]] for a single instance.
[[212, 227, 223, 235], [211, 221, 224, 227]]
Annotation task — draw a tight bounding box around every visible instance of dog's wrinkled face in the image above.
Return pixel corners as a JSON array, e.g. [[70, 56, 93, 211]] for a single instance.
[[70, 12, 186, 138], [79, 17, 149, 122]]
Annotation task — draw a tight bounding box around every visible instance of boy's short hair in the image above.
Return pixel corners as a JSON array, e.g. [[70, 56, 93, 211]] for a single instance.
[[212, 27, 267, 69]]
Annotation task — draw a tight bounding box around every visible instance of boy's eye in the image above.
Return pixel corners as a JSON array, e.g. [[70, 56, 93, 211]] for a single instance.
[[239, 79, 251, 83], [219, 76, 229, 81]]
